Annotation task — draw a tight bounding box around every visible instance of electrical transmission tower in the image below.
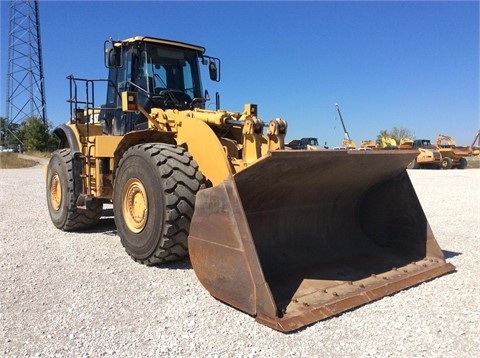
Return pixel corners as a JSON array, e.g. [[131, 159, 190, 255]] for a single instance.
[[4, 0, 46, 145]]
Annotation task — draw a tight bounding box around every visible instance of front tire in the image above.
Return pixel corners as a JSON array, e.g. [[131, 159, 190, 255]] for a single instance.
[[46, 149, 102, 231], [441, 157, 453, 169], [113, 143, 205, 265]]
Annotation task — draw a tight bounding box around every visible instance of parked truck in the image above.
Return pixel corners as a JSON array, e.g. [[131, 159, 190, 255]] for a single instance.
[[286, 137, 323, 150]]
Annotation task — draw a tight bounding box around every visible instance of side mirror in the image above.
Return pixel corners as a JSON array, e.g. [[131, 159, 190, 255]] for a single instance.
[[107, 47, 121, 68], [209, 60, 218, 81], [104, 39, 122, 68], [202, 56, 220, 82]]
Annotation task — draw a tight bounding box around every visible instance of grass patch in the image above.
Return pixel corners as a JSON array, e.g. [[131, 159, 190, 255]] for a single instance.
[[27, 151, 52, 159], [0, 153, 42, 169]]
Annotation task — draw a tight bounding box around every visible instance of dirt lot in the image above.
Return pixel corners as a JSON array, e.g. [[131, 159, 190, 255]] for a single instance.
[[1, 161, 479, 357]]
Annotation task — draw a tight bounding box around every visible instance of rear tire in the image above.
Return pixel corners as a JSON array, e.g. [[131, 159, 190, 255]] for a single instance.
[[441, 157, 453, 169], [113, 143, 205, 265], [46, 149, 102, 231], [458, 157, 468, 169]]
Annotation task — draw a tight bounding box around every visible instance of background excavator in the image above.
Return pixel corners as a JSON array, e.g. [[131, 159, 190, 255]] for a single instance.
[[360, 140, 376, 150], [436, 134, 471, 169], [380, 135, 398, 149], [45, 35, 454, 332]]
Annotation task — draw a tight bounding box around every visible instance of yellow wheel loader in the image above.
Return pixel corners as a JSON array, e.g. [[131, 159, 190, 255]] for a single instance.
[[401, 139, 442, 169], [46, 36, 454, 332]]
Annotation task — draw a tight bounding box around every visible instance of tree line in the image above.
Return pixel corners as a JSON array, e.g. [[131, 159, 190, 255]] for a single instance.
[[1, 115, 414, 153], [375, 127, 414, 146], [0, 116, 59, 152]]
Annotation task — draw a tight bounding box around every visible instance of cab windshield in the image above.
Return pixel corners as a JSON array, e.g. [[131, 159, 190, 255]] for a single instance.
[[134, 42, 203, 101], [419, 140, 432, 148], [105, 41, 205, 110]]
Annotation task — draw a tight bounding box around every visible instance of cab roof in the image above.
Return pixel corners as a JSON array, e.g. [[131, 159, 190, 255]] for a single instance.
[[121, 36, 205, 54]]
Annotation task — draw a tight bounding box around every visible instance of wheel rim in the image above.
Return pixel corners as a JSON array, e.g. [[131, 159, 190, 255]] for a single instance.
[[122, 178, 148, 233], [49, 173, 62, 211]]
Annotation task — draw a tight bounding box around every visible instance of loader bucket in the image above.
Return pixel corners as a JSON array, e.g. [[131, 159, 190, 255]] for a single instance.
[[188, 150, 455, 332]]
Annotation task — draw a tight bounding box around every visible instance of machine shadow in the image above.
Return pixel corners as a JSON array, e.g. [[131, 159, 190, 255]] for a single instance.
[[80, 206, 194, 270], [80, 206, 117, 235], [442, 250, 462, 259]]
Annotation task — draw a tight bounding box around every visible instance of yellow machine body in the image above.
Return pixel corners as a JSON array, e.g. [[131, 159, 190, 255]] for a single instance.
[[399, 138, 442, 169], [46, 36, 455, 333], [436, 134, 472, 169]]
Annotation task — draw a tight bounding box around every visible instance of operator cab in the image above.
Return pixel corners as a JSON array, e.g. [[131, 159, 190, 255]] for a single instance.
[[302, 138, 319, 146], [99, 36, 219, 135], [413, 139, 433, 149]]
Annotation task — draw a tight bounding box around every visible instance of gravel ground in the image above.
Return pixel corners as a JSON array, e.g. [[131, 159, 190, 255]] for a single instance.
[[1, 158, 479, 357]]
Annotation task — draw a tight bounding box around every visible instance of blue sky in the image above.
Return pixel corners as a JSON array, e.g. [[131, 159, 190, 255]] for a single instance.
[[1, 0, 478, 147]]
